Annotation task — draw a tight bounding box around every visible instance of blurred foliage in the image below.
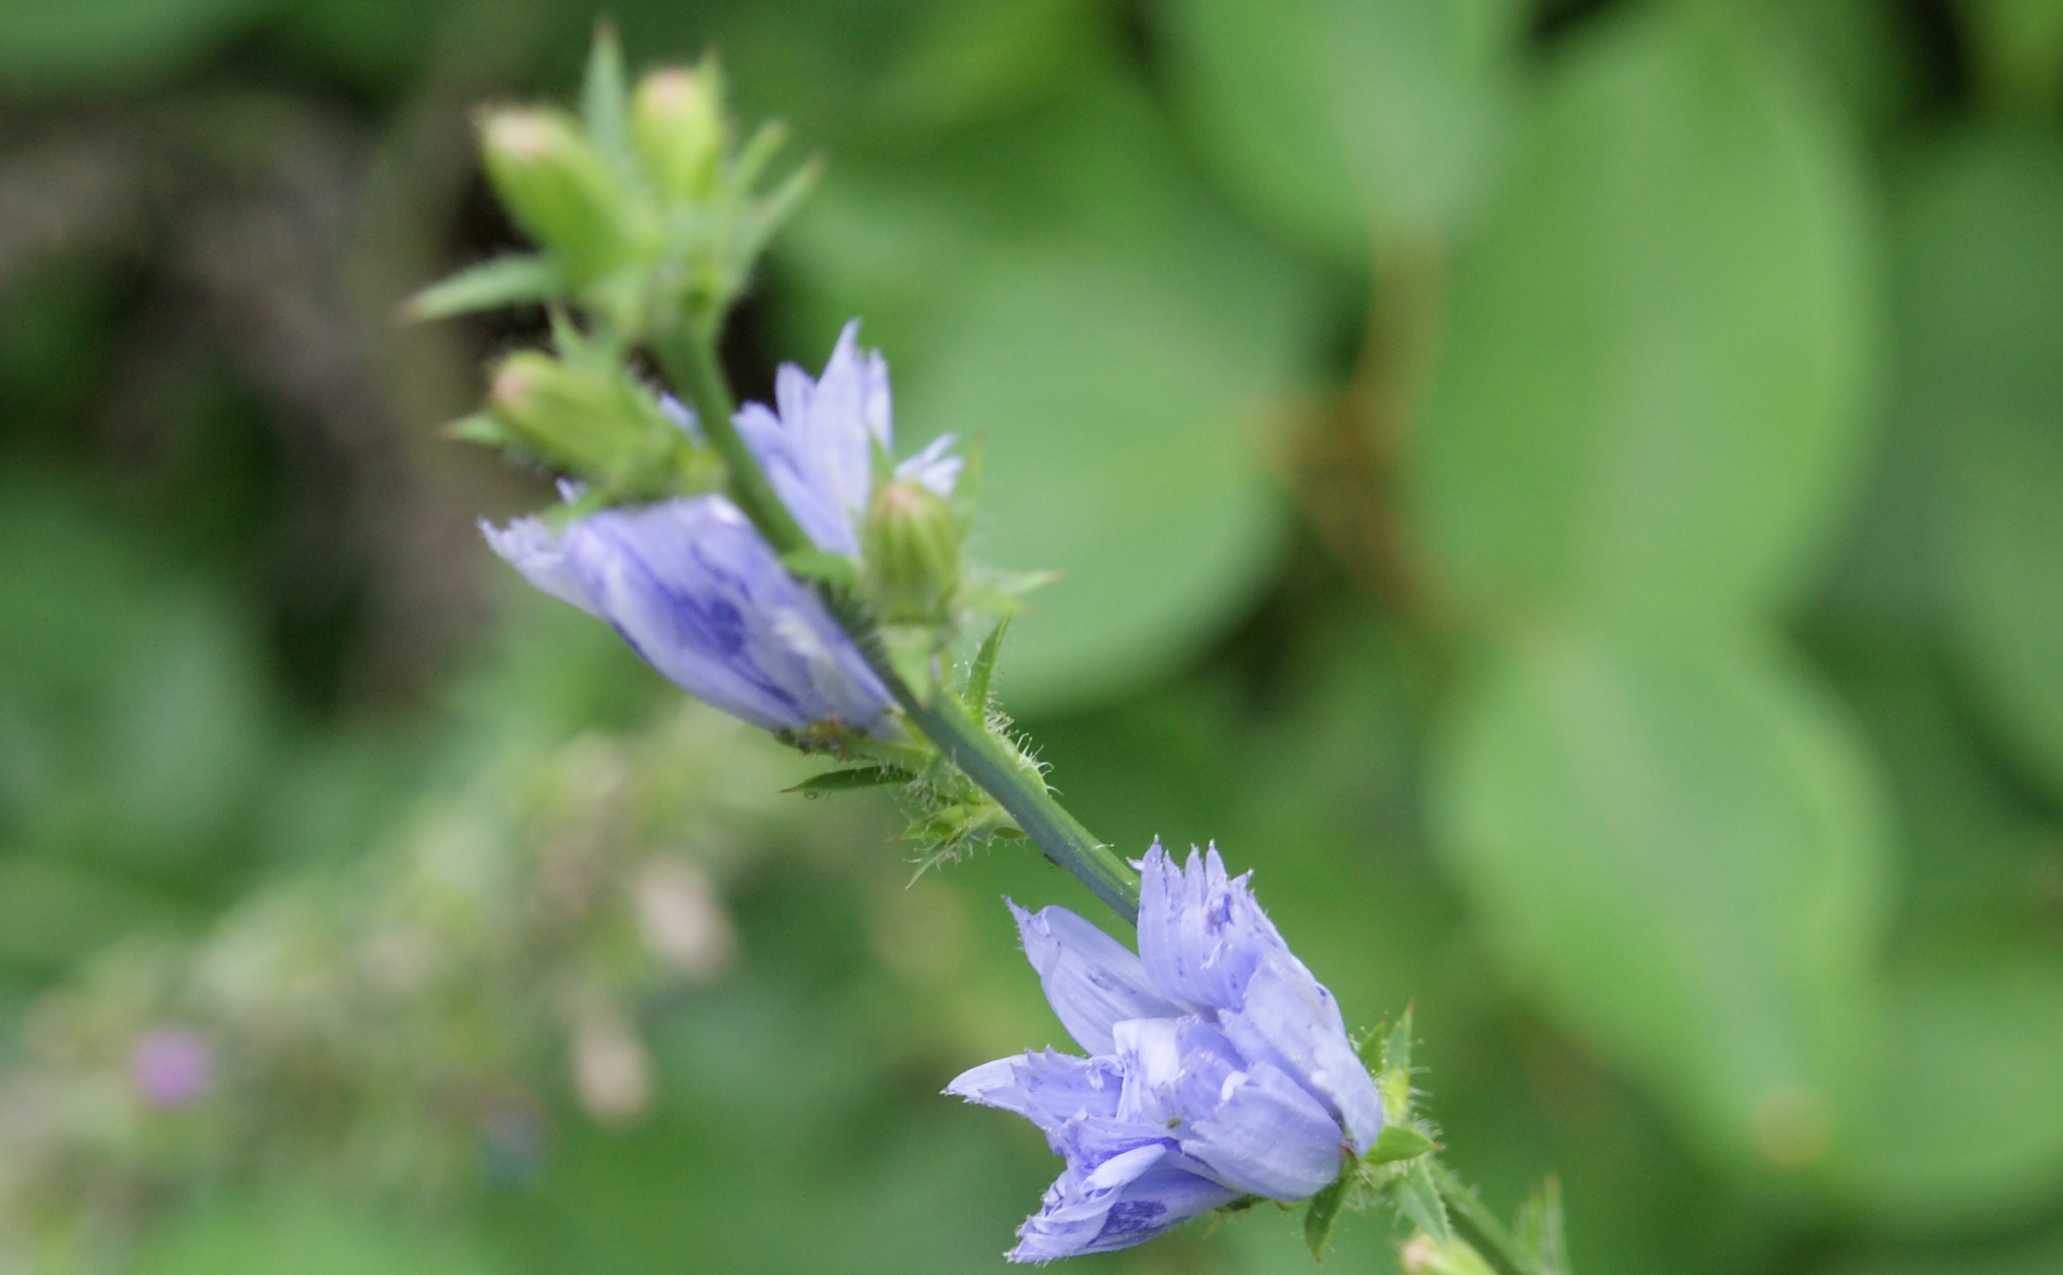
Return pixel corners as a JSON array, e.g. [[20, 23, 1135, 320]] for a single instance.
[[3, 0, 2062, 1273]]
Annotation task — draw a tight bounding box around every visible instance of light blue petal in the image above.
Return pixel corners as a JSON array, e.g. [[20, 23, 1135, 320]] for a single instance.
[[733, 320, 878, 554], [549, 496, 893, 734], [1010, 902, 1185, 1056], [1180, 1061, 1346, 1200], [735, 399, 857, 555], [945, 1049, 1123, 1152], [658, 394, 701, 440], [1109, 1016, 1241, 1131], [1135, 842, 1291, 1011], [481, 515, 593, 614], [895, 433, 962, 495], [1217, 949, 1384, 1154], [1008, 1148, 1238, 1263]]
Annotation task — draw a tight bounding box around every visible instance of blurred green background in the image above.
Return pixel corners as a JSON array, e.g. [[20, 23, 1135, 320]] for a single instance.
[[4, 0, 2062, 1271]]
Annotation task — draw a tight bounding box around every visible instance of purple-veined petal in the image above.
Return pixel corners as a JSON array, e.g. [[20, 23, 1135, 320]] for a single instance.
[[1010, 902, 1185, 1056], [525, 496, 893, 734], [1008, 1148, 1239, 1263], [945, 1050, 1124, 1153], [1217, 949, 1384, 1154], [1180, 1061, 1346, 1200], [1136, 842, 1290, 1011]]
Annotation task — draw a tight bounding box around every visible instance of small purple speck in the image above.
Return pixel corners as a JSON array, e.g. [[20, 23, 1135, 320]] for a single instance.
[[131, 1028, 213, 1108]]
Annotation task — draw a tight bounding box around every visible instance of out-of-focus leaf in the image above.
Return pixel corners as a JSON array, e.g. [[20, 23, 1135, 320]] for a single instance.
[[408, 255, 563, 321], [0, 0, 274, 91], [1515, 1177, 1571, 1275], [1892, 133, 2063, 802], [1163, 0, 1521, 263], [1827, 943, 2063, 1229], [1431, 624, 1890, 1168], [132, 1196, 500, 1275], [780, 80, 1316, 713], [1413, 3, 1875, 628], [1817, 1223, 2063, 1275], [580, 21, 634, 177], [1757, 0, 1918, 134], [0, 481, 279, 879], [574, 0, 1105, 149], [1961, 0, 2063, 111], [0, 858, 193, 969]]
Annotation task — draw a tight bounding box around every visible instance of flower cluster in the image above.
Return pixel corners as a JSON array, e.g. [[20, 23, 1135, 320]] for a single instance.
[[949, 843, 1383, 1261], [484, 322, 956, 737]]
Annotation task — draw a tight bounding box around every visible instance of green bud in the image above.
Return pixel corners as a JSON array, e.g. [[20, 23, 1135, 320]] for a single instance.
[[479, 108, 651, 284], [862, 479, 963, 621], [1399, 1234, 1498, 1275], [486, 352, 700, 494], [632, 65, 725, 205]]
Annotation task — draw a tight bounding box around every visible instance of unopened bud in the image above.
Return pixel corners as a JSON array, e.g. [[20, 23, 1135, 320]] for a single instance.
[[487, 352, 692, 491], [1400, 1234, 1497, 1275], [632, 65, 725, 205], [862, 479, 963, 621], [480, 108, 651, 283]]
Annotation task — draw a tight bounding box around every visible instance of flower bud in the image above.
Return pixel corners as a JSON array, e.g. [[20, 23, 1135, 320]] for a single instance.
[[486, 352, 693, 492], [1400, 1234, 1498, 1275], [632, 65, 725, 205], [479, 108, 650, 283], [861, 478, 963, 620]]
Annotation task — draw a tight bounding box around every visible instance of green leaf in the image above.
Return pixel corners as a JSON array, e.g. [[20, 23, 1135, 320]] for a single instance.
[[441, 413, 513, 448], [1826, 944, 2063, 1227], [1431, 623, 1890, 1168], [1895, 133, 2063, 802], [1515, 1178, 1571, 1275], [1380, 1006, 1415, 1076], [408, 256, 564, 321], [1164, 0, 1522, 262], [1962, 0, 2063, 110], [1392, 1159, 1452, 1243], [580, 21, 636, 178], [780, 548, 860, 590], [1412, 3, 1876, 629], [1303, 1173, 1350, 1262], [784, 766, 911, 796], [963, 618, 1009, 712], [132, 1195, 500, 1275], [1369, 1122, 1439, 1166], [0, 0, 271, 92]]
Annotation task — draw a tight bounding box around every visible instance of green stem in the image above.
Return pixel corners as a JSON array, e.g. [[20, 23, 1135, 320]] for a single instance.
[[896, 690, 1139, 917], [1428, 1160, 1542, 1275], [655, 324, 1142, 923], [657, 319, 811, 557]]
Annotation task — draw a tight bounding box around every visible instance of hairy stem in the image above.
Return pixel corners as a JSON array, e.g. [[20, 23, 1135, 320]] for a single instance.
[[1428, 1160, 1544, 1275], [655, 324, 1143, 922]]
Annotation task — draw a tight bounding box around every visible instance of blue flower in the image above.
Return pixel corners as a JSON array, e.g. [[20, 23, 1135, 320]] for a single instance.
[[483, 321, 955, 736], [948, 843, 1383, 1262]]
